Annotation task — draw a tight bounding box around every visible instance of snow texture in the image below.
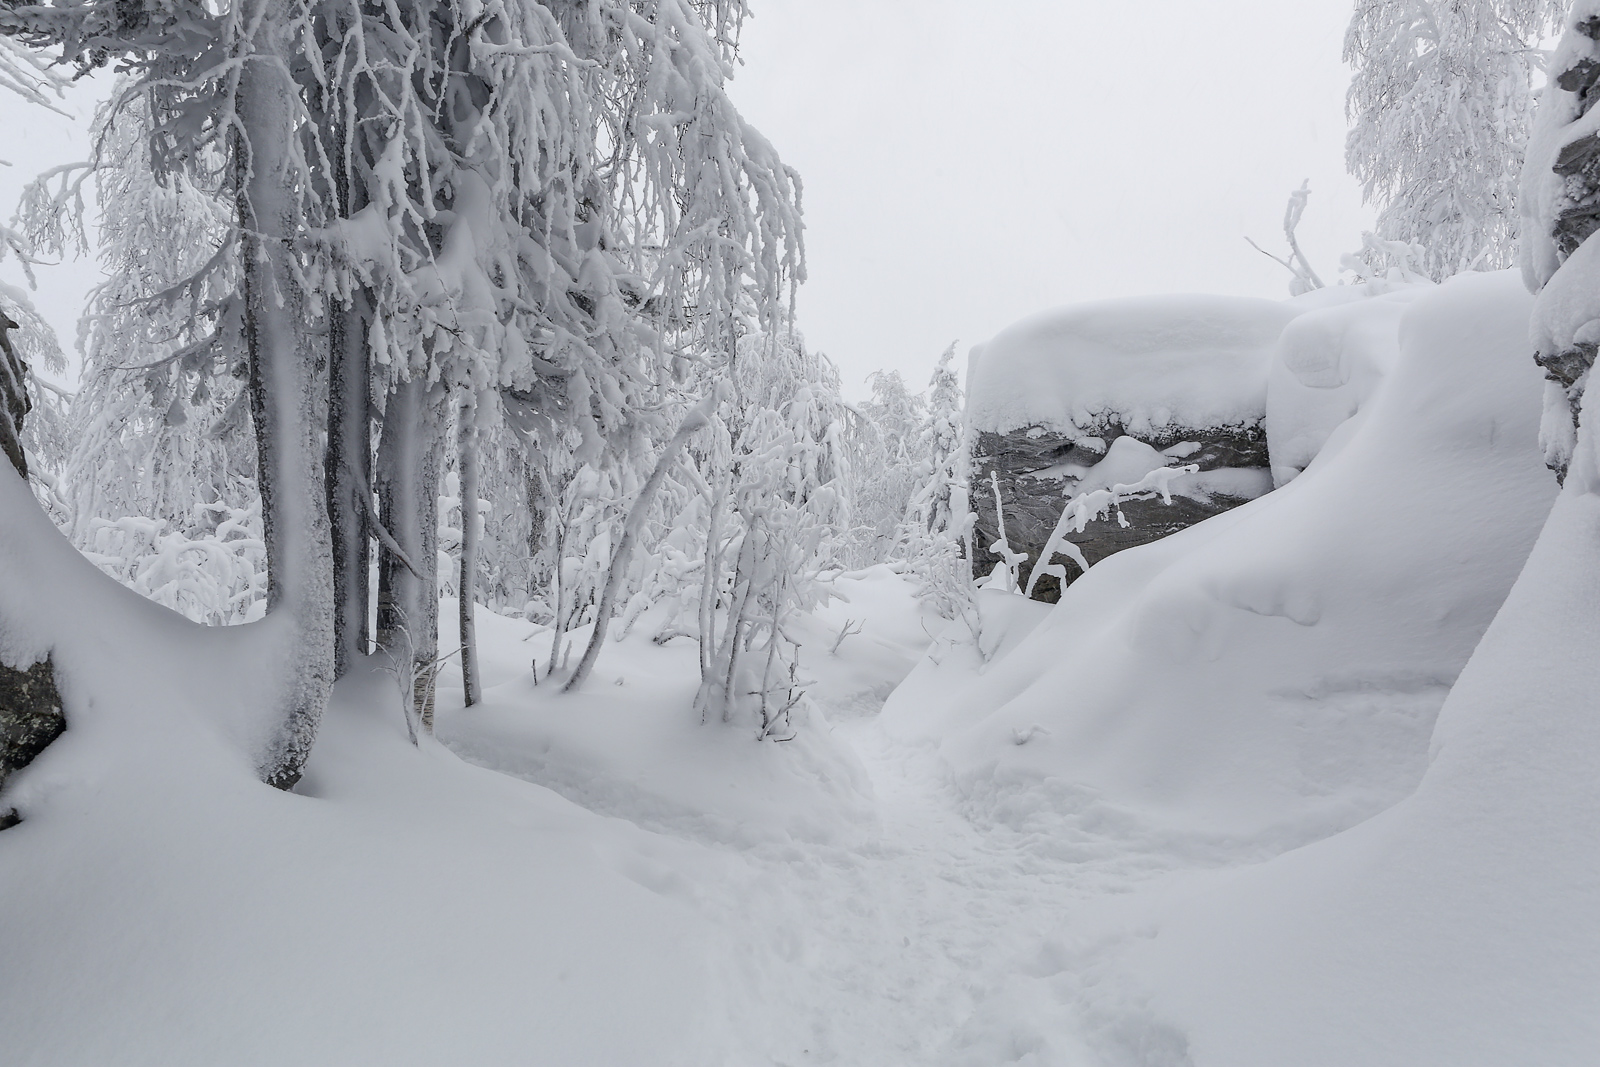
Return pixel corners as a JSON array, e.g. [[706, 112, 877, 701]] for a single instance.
[[1100, 318, 1600, 1067], [0, 265, 1584, 1065], [965, 294, 1299, 437], [887, 272, 1557, 846], [1265, 284, 1428, 485]]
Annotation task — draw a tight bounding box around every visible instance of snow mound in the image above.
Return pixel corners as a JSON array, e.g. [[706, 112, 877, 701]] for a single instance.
[[885, 271, 1558, 845], [1102, 376, 1600, 1067], [966, 294, 1299, 437], [1265, 284, 1428, 485], [433, 567, 939, 848], [0, 465, 724, 1066]]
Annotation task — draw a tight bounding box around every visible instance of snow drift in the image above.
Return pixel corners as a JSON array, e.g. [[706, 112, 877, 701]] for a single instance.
[[887, 271, 1558, 845], [1095, 305, 1600, 1067], [1264, 285, 1426, 486], [965, 294, 1298, 438], [0, 465, 724, 1066]]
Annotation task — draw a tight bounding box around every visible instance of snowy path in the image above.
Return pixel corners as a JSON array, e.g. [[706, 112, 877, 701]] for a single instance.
[[430, 588, 1220, 1065], [699, 715, 1198, 1066]]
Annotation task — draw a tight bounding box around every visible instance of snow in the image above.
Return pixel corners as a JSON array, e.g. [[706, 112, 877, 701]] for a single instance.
[[434, 598, 878, 849], [1, 284, 1589, 1065], [1265, 283, 1427, 485], [966, 294, 1300, 436], [1057, 434, 1171, 494], [885, 272, 1557, 846], [0, 464, 717, 1065], [1529, 219, 1600, 359], [1099, 377, 1600, 1067]]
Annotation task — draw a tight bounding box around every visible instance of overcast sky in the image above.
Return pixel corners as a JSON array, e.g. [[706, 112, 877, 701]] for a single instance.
[[726, 0, 1376, 398], [3, 1, 1375, 396]]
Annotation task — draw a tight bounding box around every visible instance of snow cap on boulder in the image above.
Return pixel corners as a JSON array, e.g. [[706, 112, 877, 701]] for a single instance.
[[967, 294, 1299, 439]]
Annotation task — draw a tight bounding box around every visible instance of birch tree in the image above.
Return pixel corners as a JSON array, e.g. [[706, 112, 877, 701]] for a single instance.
[[1345, 0, 1567, 279]]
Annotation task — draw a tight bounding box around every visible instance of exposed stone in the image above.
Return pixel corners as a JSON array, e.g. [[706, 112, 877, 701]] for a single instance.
[[1537, 43, 1600, 479], [0, 658, 65, 790], [0, 310, 66, 827], [1557, 56, 1600, 101], [971, 419, 1269, 602], [1534, 341, 1597, 394]]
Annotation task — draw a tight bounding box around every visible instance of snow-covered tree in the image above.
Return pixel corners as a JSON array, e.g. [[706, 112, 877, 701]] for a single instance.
[[898, 343, 973, 620], [30, 89, 267, 626], [0, 0, 804, 778], [842, 369, 923, 565], [1345, 0, 1567, 280], [688, 331, 849, 735]]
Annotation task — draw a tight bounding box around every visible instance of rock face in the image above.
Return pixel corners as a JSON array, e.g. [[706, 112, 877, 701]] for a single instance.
[[1520, 14, 1600, 481], [0, 310, 65, 824], [0, 660, 65, 808], [971, 422, 1270, 602], [965, 294, 1293, 601]]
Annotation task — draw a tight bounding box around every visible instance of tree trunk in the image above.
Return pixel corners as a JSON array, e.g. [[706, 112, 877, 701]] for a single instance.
[[566, 391, 716, 692], [325, 124, 372, 678], [318, 5, 374, 678], [0, 311, 28, 479], [458, 394, 481, 707], [235, 13, 336, 788], [327, 291, 371, 677], [375, 377, 443, 733]]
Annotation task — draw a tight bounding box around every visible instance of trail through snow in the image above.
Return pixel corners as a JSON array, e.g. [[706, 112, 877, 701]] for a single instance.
[[437, 615, 1216, 1066], [429, 576, 1242, 1065], [728, 720, 1126, 1064], [692, 712, 1233, 1066]]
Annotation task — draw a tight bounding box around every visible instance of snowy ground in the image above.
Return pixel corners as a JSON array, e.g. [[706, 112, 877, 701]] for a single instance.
[[429, 574, 1235, 1066], [4, 273, 1590, 1065], [0, 544, 1578, 1067]]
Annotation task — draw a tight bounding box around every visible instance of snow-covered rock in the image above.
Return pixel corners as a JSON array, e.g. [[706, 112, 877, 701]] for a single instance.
[[1520, 4, 1600, 478], [966, 295, 1297, 598], [890, 271, 1558, 846], [966, 294, 1300, 438]]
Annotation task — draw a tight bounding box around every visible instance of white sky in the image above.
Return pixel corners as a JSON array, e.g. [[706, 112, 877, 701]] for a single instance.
[[726, 0, 1377, 398], [1, 74, 104, 385], [4, 1, 1375, 397]]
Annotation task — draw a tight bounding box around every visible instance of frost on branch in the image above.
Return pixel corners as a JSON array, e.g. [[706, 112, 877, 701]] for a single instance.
[[896, 343, 975, 623], [1344, 0, 1567, 280]]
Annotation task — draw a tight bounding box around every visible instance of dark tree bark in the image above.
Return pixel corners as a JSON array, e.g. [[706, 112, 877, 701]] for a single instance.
[[458, 398, 482, 707], [317, 7, 376, 678], [327, 288, 372, 677], [0, 312, 28, 479]]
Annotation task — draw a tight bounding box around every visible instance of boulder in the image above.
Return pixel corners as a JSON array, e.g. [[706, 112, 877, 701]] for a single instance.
[[966, 294, 1294, 600]]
